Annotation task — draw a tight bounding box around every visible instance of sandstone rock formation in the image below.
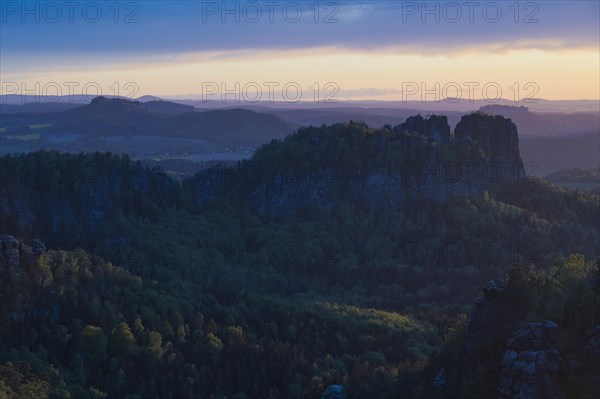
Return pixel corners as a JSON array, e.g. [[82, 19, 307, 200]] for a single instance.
[[497, 321, 565, 399], [189, 112, 527, 217], [395, 114, 451, 142], [0, 235, 45, 276], [454, 113, 525, 181], [462, 267, 598, 399]]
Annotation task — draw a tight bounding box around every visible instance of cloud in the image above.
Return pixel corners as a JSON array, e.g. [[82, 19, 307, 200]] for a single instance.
[[1, 1, 598, 99], [1, 0, 597, 61], [337, 87, 403, 98]]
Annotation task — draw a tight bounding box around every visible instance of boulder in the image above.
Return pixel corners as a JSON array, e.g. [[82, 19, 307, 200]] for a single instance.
[[320, 385, 347, 399]]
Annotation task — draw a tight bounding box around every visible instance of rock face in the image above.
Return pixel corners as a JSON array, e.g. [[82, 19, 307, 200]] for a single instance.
[[320, 385, 347, 399], [461, 268, 536, 397], [454, 113, 525, 181], [497, 321, 565, 399], [396, 115, 451, 142], [30, 239, 46, 256], [461, 268, 598, 399], [0, 235, 45, 276], [0, 235, 20, 274], [463, 279, 513, 366], [0, 236, 58, 325]]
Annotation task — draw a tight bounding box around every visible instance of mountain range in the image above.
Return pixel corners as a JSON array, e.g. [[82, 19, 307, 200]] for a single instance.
[[1, 97, 598, 176]]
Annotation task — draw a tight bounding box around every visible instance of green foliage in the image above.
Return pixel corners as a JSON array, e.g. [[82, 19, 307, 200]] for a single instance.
[[0, 142, 598, 397], [82, 326, 108, 360], [110, 323, 136, 356], [426, 256, 600, 398]]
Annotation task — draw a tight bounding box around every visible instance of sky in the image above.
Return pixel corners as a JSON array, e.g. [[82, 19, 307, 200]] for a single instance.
[[1, 0, 599, 101]]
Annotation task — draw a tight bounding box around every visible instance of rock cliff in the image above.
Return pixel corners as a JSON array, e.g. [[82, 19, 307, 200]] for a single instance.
[[461, 266, 599, 399], [0, 235, 45, 276], [395, 114, 451, 142], [454, 113, 525, 181], [188, 112, 526, 217], [497, 321, 565, 399]]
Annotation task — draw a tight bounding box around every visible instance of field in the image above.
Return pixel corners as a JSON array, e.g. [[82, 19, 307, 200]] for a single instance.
[[29, 123, 54, 129], [4, 133, 41, 140]]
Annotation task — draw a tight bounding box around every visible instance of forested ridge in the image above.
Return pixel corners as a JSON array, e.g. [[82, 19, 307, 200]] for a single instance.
[[0, 117, 598, 398]]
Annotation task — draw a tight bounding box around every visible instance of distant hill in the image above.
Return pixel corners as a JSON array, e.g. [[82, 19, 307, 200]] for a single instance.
[[143, 100, 194, 115], [173, 98, 600, 113], [47, 97, 296, 144], [520, 131, 600, 176], [545, 167, 600, 183], [136, 95, 165, 102], [478, 105, 599, 137], [476, 105, 599, 175], [3, 95, 599, 113], [2, 98, 597, 174], [163, 108, 297, 145], [246, 106, 464, 129], [0, 94, 128, 105], [543, 167, 600, 194], [51, 97, 159, 135]]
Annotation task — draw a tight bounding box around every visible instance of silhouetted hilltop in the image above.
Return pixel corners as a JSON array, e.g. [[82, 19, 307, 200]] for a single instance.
[[46, 97, 296, 146], [478, 104, 599, 137], [51, 96, 155, 135], [144, 100, 194, 115], [545, 167, 600, 183], [186, 113, 525, 216]]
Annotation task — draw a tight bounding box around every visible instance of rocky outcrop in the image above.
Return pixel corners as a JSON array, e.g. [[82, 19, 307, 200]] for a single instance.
[[189, 112, 526, 217], [90, 96, 140, 105], [0, 236, 58, 326], [0, 235, 20, 274], [454, 113, 525, 181], [396, 114, 451, 141], [461, 267, 598, 399], [497, 321, 566, 399], [0, 235, 46, 276], [460, 268, 534, 397], [30, 239, 46, 256], [320, 385, 347, 399], [463, 279, 514, 367]]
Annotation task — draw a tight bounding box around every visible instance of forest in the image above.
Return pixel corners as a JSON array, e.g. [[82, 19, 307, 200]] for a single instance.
[[0, 120, 598, 398]]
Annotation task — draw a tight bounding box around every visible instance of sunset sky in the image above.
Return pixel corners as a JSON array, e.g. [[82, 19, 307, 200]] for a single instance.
[[1, 0, 599, 101]]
